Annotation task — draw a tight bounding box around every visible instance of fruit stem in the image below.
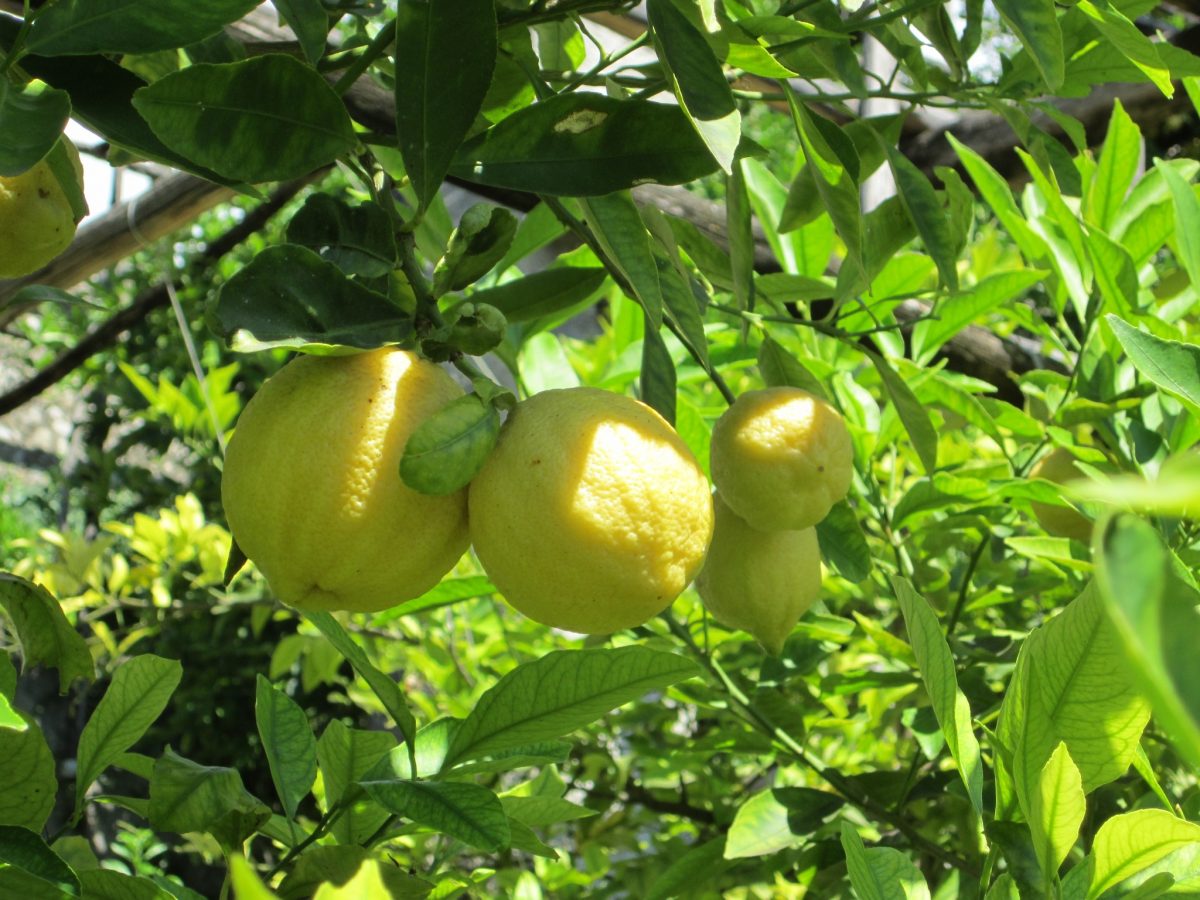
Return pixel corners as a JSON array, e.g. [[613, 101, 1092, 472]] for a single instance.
[[661, 612, 981, 877]]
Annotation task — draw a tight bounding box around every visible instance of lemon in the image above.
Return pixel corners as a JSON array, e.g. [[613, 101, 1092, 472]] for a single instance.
[[1029, 447, 1092, 542], [221, 349, 469, 613], [710, 387, 853, 531], [0, 142, 82, 278], [468, 387, 714, 634], [696, 494, 822, 655]]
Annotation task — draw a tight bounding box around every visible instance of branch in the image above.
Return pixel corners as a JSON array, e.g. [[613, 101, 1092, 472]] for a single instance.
[[0, 177, 313, 418]]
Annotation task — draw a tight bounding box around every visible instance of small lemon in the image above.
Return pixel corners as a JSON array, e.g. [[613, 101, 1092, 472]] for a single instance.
[[1029, 447, 1092, 542], [696, 494, 822, 655], [0, 142, 83, 278], [221, 349, 469, 613], [711, 387, 853, 531], [468, 387, 714, 634]]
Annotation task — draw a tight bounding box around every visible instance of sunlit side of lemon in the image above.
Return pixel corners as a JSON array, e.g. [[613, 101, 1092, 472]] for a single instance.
[[0, 143, 82, 278]]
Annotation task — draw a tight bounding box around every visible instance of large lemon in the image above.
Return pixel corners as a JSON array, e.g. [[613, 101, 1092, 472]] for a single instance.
[[1029, 447, 1092, 542], [711, 387, 852, 531], [696, 494, 822, 655], [0, 142, 82, 278], [221, 349, 469, 613], [468, 387, 714, 634]]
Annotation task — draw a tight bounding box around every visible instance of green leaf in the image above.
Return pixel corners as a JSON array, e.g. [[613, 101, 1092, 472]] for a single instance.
[[26, 0, 259, 55], [210, 245, 411, 354], [1028, 742, 1086, 885], [314, 721, 394, 846], [0, 826, 80, 897], [1154, 159, 1200, 292], [0, 694, 24, 732], [724, 790, 799, 859], [75, 654, 182, 816], [757, 337, 828, 401], [303, 612, 418, 757], [1106, 315, 1200, 414], [840, 821, 932, 900], [726, 159, 756, 313], [640, 322, 677, 425], [500, 795, 597, 828], [645, 837, 731, 900], [985, 874, 1019, 900], [993, 0, 1064, 89], [276, 846, 431, 900], [1086, 809, 1200, 898], [995, 583, 1151, 822], [816, 501, 872, 583], [400, 394, 501, 496], [254, 675, 317, 821], [148, 748, 271, 851], [442, 647, 700, 769], [581, 192, 663, 329], [285, 194, 397, 279], [772, 787, 845, 835], [77, 869, 174, 900], [868, 351, 938, 475], [0, 80, 70, 177], [0, 653, 16, 702], [0, 713, 56, 831], [885, 146, 958, 290], [370, 575, 497, 625], [1086, 100, 1141, 231], [132, 55, 357, 183], [946, 134, 1047, 264], [394, 0, 496, 208], [433, 205, 517, 295], [1095, 515, 1200, 774], [892, 577, 983, 814], [1077, 1, 1172, 97], [1086, 228, 1138, 317], [451, 93, 720, 195], [273, 0, 329, 65], [647, 0, 740, 173], [0, 573, 94, 693], [469, 267, 606, 324], [228, 856, 278, 900], [357, 770, 508, 852]]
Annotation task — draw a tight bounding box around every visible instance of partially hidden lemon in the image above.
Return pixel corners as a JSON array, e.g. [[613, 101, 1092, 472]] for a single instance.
[[696, 493, 822, 655], [711, 386, 853, 531], [1029, 447, 1092, 542], [221, 348, 469, 613], [468, 387, 714, 634], [0, 142, 82, 278]]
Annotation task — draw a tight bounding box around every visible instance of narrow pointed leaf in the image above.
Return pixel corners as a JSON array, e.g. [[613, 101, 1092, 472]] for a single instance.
[[27, 0, 260, 55], [1106, 315, 1200, 414], [255, 675, 317, 821]]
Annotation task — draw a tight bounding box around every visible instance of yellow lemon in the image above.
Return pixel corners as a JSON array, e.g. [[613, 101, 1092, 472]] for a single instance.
[[1029, 447, 1092, 542], [0, 142, 82, 278], [468, 387, 714, 634], [221, 349, 469, 613], [696, 493, 822, 655], [710, 387, 853, 531]]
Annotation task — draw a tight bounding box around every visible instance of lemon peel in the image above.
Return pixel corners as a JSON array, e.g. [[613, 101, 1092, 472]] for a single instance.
[[468, 387, 713, 634], [0, 143, 82, 278], [711, 386, 853, 531], [221, 348, 469, 613]]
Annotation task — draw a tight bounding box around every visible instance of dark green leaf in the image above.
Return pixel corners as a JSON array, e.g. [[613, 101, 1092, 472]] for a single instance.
[[993, 0, 1064, 89], [640, 321, 677, 425], [886, 146, 958, 290], [400, 393, 500, 495], [254, 675, 317, 821], [357, 772, 508, 851], [132, 55, 357, 183], [77, 869, 173, 900], [0, 826, 79, 897], [27, 0, 259, 55], [433, 205, 517, 295], [209, 245, 410, 354], [469, 267, 606, 323], [314, 720, 394, 846], [757, 337, 828, 401], [0, 715, 56, 831], [75, 655, 182, 816], [868, 351, 938, 475], [0, 573, 94, 693], [0, 80, 70, 177], [285, 194, 396, 278], [727, 160, 756, 312], [581, 192, 663, 328], [646, 837, 731, 900], [647, 0, 739, 172], [395, 0, 497, 208], [815, 501, 872, 583], [442, 647, 700, 769], [451, 93, 720, 195], [771, 787, 844, 836], [148, 749, 270, 851], [1155, 159, 1200, 291], [273, 0, 329, 65], [1106, 315, 1200, 413]]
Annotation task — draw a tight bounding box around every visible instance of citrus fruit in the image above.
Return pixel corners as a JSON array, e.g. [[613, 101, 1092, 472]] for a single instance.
[[221, 348, 469, 613], [1029, 446, 1092, 542], [710, 386, 853, 531], [696, 493, 822, 655], [0, 141, 83, 278], [468, 387, 714, 634]]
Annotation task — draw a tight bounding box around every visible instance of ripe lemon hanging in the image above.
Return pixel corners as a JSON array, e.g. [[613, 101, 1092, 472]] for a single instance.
[[711, 386, 853, 531], [468, 387, 714, 634], [695, 493, 822, 656], [0, 141, 83, 278], [221, 349, 469, 613]]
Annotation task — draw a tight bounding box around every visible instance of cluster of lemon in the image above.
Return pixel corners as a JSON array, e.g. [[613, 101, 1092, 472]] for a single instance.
[[221, 349, 853, 653]]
